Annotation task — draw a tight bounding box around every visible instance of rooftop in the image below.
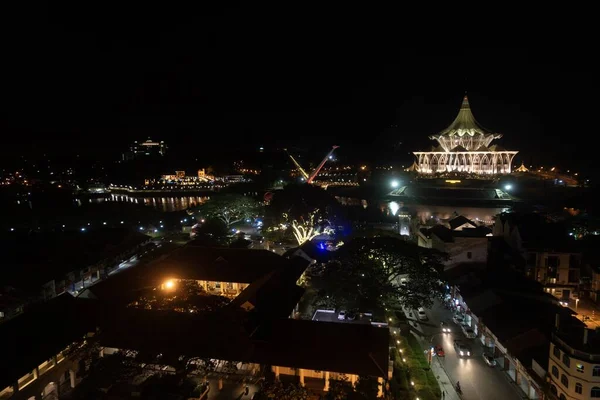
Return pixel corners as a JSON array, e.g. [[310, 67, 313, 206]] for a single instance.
[[97, 307, 389, 378], [0, 294, 93, 389], [431, 95, 498, 139], [389, 185, 513, 203], [0, 228, 150, 290], [553, 326, 600, 361], [148, 246, 295, 284]]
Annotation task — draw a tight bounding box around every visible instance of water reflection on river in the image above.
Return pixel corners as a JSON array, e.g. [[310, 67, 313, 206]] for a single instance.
[[82, 194, 210, 212]]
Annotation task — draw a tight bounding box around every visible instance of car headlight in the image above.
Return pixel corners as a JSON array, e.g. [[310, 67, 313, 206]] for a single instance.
[[467, 352, 471, 356], [460, 351, 464, 356]]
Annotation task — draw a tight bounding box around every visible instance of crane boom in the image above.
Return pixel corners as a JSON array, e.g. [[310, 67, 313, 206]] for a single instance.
[[285, 149, 310, 180], [307, 145, 339, 183]]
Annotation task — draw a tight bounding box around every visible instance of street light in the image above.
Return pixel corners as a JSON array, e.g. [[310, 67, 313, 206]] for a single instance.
[[576, 298, 580, 311], [391, 180, 399, 188]]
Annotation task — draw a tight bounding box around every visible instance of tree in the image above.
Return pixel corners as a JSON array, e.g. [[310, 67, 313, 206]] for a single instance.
[[267, 183, 339, 223], [259, 380, 309, 400], [288, 210, 320, 245], [354, 376, 380, 400], [311, 236, 446, 311], [194, 194, 261, 227], [326, 376, 354, 400]]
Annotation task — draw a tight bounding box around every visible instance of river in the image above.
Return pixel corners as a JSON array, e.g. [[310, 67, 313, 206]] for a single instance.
[[79, 194, 210, 212]]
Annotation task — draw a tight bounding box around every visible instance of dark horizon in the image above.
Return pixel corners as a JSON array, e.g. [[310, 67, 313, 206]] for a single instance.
[[1, 5, 597, 175]]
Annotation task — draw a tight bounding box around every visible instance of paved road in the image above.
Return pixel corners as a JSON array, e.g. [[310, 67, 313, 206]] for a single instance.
[[418, 301, 524, 400]]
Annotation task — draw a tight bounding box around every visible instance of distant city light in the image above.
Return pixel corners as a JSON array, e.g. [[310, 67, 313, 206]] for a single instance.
[[81, 227, 86, 232], [103, 222, 107, 225]]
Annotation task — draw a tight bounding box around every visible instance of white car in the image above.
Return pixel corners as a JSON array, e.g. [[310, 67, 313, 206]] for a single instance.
[[338, 310, 346, 320], [483, 354, 497, 366], [417, 307, 428, 321]]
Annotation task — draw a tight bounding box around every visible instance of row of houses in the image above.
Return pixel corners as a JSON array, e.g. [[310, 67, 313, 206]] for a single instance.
[[429, 212, 600, 400], [0, 228, 152, 323]]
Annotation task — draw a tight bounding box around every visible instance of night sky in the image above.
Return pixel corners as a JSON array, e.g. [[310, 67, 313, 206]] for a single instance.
[[1, 5, 597, 174]]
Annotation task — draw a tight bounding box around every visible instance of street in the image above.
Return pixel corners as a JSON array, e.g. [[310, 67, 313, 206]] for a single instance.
[[417, 301, 524, 400]]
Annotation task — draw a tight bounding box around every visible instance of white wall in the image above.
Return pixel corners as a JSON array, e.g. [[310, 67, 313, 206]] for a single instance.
[[444, 237, 488, 267]]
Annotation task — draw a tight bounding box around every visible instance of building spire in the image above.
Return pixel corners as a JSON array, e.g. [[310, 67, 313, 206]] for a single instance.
[[461, 93, 470, 109]]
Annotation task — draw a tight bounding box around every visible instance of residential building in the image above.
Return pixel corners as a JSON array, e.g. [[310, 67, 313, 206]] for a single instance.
[[549, 325, 600, 399], [494, 213, 582, 299], [446, 263, 582, 399], [417, 215, 491, 269], [0, 229, 151, 322], [0, 294, 92, 400]]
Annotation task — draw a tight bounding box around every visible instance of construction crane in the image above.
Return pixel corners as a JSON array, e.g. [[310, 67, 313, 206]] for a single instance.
[[285, 146, 340, 184]]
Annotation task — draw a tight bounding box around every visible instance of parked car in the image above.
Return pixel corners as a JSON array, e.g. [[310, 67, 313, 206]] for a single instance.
[[417, 307, 428, 321], [338, 310, 346, 320], [440, 321, 451, 333], [453, 340, 472, 357], [347, 311, 357, 321], [453, 314, 464, 324], [461, 325, 476, 338], [483, 354, 497, 366]]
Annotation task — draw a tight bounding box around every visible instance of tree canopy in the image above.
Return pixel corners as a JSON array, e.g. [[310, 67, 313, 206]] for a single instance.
[[267, 183, 339, 223], [258, 380, 309, 400], [310, 236, 446, 311], [193, 194, 261, 227]]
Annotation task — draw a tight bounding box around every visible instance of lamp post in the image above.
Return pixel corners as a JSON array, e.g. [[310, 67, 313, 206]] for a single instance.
[[576, 298, 580, 311]]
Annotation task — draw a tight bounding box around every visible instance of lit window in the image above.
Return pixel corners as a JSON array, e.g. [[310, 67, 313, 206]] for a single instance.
[[577, 363, 585, 373]]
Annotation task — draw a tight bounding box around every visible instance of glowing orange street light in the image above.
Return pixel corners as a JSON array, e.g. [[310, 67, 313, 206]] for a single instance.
[[163, 279, 176, 290]]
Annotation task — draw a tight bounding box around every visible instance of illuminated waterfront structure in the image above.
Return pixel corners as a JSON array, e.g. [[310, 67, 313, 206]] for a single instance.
[[413, 96, 518, 174]]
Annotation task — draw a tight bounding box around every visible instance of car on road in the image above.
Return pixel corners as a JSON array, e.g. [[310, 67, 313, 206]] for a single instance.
[[483, 354, 497, 366], [452, 314, 464, 324], [417, 307, 428, 321], [434, 345, 445, 357], [440, 321, 451, 333], [453, 340, 472, 357], [337, 310, 346, 320]]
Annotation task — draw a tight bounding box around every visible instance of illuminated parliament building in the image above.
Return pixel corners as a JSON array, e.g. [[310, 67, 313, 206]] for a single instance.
[[413, 96, 517, 174]]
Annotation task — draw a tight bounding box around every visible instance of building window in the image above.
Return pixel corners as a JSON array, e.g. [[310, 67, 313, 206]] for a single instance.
[[553, 346, 561, 358], [595, 366, 600, 377], [561, 374, 569, 388], [552, 366, 559, 378], [563, 354, 571, 368], [577, 363, 584, 373], [467, 252, 472, 259], [592, 387, 600, 398], [576, 383, 583, 394], [559, 394, 566, 400], [550, 384, 557, 395]]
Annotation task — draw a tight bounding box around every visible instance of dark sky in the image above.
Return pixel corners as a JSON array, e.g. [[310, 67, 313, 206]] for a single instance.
[[1, 4, 597, 174]]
